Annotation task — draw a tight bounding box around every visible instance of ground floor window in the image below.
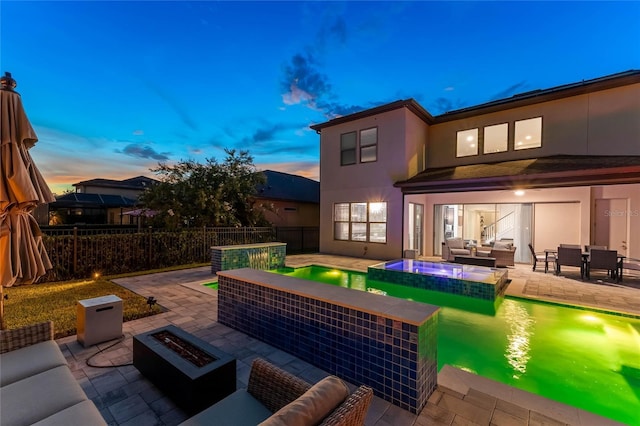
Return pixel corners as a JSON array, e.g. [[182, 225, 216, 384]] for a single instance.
[[334, 201, 387, 243]]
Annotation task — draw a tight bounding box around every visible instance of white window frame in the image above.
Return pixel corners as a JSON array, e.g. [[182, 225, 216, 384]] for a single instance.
[[456, 128, 478, 157], [514, 117, 542, 150], [340, 131, 357, 166], [333, 201, 387, 243], [483, 123, 508, 154], [359, 127, 378, 163]]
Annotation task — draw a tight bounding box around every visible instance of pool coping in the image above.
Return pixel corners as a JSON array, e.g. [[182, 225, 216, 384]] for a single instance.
[[437, 365, 626, 426], [505, 278, 640, 319]]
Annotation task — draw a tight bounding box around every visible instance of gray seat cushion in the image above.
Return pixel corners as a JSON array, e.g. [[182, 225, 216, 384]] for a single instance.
[[179, 389, 272, 426], [31, 400, 106, 426], [449, 248, 470, 256], [0, 340, 68, 386], [0, 366, 88, 426]]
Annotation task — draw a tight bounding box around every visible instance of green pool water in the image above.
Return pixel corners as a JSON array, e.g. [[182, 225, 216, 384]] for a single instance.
[[203, 282, 218, 290], [271, 265, 640, 425]]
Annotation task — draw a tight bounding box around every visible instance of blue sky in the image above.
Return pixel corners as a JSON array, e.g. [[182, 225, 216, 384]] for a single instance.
[[2, 1, 639, 195]]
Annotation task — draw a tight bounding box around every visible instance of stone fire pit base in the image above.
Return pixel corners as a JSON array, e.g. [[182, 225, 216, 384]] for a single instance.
[[133, 325, 236, 415]]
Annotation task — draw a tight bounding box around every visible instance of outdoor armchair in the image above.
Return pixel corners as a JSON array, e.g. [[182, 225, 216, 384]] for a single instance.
[[180, 357, 373, 426], [442, 237, 471, 261]]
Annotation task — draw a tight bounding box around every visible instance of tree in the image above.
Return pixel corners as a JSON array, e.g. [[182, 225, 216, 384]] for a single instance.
[[140, 149, 269, 228]]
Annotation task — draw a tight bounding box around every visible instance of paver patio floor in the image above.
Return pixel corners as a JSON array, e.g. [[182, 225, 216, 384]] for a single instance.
[[56, 254, 640, 425]]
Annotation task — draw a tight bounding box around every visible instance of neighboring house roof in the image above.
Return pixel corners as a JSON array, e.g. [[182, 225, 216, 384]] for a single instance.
[[395, 155, 640, 194], [73, 175, 157, 190], [50, 193, 138, 208], [310, 70, 640, 131], [256, 170, 320, 204]]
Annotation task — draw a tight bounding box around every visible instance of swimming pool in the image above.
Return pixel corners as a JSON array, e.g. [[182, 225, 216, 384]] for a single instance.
[[270, 265, 640, 425]]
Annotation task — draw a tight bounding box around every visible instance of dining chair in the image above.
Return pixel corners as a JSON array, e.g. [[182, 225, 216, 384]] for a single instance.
[[587, 249, 620, 282], [528, 243, 554, 273], [556, 246, 584, 278]]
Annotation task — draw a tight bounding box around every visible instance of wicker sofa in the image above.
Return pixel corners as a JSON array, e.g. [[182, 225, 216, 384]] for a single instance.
[[477, 240, 517, 267], [180, 357, 373, 426], [0, 321, 106, 426]]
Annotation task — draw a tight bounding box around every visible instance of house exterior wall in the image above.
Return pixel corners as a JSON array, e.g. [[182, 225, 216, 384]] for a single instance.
[[319, 108, 427, 259], [317, 75, 639, 262], [591, 184, 640, 260], [427, 83, 640, 168]]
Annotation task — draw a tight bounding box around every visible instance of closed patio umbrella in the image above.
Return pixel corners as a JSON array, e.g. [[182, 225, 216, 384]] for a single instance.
[[0, 72, 55, 328]]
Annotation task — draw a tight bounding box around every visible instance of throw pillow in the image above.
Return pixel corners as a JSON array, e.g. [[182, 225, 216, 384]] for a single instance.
[[260, 376, 350, 426]]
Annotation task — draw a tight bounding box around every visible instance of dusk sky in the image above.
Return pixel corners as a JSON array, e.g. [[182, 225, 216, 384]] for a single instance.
[[2, 1, 639, 195]]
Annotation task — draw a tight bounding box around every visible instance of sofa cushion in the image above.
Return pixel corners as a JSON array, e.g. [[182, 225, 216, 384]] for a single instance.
[[0, 366, 88, 426], [260, 375, 350, 426], [179, 389, 272, 426], [449, 248, 471, 256], [0, 340, 68, 386], [31, 400, 106, 426], [447, 238, 465, 249], [493, 241, 512, 250]]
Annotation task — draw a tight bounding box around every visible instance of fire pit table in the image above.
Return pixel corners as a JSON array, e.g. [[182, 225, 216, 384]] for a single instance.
[[133, 325, 236, 415]]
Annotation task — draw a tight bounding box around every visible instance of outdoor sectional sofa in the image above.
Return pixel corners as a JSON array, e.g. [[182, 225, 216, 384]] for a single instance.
[[0, 321, 106, 426], [180, 357, 374, 426]]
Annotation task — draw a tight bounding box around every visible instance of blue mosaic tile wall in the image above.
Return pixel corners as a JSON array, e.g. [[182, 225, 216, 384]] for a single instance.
[[211, 243, 286, 274], [218, 274, 438, 413], [367, 266, 508, 301]]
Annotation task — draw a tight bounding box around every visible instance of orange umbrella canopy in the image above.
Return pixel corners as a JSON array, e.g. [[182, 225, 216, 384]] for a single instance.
[[0, 72, 55, 288]]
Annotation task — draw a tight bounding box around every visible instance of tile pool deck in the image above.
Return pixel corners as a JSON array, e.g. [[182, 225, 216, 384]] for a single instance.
[[56, 254, 640, 426]]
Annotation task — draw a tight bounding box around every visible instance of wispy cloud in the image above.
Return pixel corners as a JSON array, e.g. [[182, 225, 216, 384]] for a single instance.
[[119, 143, 170, 161], [145, 81, 199, 131], [429, 97, 466, 115], [30, 126, 159, 194], [490, 81, 528, 100], [280, 13, 375, 119]]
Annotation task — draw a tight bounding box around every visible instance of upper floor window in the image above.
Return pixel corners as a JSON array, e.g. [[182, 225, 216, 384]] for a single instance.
[[456, 128, 478, 157], [359, 128, 378, 163], [483, 123, 508, 154], [514, 117, 542, 150], [340, 132, 357, 165]]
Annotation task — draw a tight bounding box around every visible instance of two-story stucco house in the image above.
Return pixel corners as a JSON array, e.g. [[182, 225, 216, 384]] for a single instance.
[[310, 70, 640, 263]]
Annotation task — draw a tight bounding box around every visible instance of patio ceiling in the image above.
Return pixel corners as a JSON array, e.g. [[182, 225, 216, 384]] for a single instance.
[[395, 155, 640, 194]]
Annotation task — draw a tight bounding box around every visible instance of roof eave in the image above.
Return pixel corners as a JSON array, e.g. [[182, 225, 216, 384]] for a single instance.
[[396, 166, 640, 194]]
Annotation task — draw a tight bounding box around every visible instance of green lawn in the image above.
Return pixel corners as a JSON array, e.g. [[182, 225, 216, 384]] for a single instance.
[[2, 264, 207, 338]]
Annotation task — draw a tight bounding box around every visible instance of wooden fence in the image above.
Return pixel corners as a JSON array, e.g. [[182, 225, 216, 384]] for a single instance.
[[39, 226, 319, 282]]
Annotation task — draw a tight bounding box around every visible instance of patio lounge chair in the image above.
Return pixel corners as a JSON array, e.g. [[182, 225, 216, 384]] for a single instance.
[[586, 249, 621, 282], [442, 237, 471, 261], [180, 358, 373, 426], [528, 243, 554, 272], [555, 246, 584, 278]]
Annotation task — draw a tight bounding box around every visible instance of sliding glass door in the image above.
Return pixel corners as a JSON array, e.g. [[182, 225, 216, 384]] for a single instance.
[[434, 203, 532, 263]]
